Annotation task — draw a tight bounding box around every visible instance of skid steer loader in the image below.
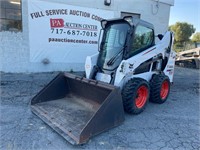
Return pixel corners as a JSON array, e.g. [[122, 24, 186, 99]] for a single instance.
[[31, 16, 176, 145]]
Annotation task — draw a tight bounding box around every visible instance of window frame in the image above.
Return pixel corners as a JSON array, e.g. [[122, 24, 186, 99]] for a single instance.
[[0, 0, 22, 32]]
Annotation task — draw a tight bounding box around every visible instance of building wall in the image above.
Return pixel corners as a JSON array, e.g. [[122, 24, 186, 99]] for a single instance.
[[0, 0, 174, 73]]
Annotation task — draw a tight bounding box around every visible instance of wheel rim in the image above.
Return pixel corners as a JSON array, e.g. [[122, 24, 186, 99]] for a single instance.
[[135, 85, 148, 108], [160, 80, 169, 100]]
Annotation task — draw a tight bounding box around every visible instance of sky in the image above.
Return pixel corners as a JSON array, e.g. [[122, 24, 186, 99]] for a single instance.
[[169, 0, 200, 33]]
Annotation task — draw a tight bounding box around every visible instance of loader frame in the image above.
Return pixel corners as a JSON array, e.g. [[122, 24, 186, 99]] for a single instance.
[[31, 16, 175, 145]]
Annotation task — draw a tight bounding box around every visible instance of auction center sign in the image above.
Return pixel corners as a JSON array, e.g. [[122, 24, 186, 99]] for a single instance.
[[28, 0, 114, 63]]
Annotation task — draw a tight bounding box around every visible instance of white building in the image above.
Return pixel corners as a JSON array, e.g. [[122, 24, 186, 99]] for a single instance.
[[0, 0, 174, 73]]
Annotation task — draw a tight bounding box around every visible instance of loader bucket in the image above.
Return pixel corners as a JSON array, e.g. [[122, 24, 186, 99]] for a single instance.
[[31, 73, 124, 145]]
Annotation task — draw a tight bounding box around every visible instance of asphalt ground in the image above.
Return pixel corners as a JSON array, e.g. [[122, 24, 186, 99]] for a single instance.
[[0, 66, 200, 150]]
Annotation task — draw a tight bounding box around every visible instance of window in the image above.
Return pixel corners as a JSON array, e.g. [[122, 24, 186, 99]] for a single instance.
[[105, 27, 127, 48], [0, 0, 22, 32], [130, 25, 154, 56], [97, 22, 130, 70]]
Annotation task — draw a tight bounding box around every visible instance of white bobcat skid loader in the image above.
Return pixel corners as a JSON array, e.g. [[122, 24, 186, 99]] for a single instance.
[[31, 16, 175, 145], [85, 17, 175, 113]]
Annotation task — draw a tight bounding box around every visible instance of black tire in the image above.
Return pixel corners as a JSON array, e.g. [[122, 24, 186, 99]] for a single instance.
[[121, 78, 150, 114], [150, 74, 170, 104]]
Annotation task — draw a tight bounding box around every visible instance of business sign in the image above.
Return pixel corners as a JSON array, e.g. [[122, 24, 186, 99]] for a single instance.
[[28, 0, 114, 62]]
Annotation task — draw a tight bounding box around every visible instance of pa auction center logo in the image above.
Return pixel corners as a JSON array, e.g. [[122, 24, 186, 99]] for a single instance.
[[50, 19, 64, 28]]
